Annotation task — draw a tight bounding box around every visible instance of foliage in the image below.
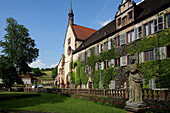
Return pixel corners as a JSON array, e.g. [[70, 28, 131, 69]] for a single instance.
[[0, 17, 39, 88], [138, 59, 170, 88], [52, 66, 58, 80], [70, 59, 88, 86], [0, 57, 18, 88], [32, 68, 43, 77], [126, 29, 170, 88], [126, 29, 170, 55]]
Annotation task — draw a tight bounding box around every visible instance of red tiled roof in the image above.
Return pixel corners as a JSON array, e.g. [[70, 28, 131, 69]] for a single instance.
[[72, 24, 97, 40]]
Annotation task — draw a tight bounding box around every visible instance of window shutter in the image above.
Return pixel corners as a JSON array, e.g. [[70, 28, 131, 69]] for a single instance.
[[95, 63, 97, 70], [95, 46, 97, 55], [120, 56, 127, 66], [159, 46, 166, 60], [99, 44, 101, 53], [139, 52, 144, 63], [134, 28, 138, 40], [108, 40, 111, 50], [101, 62, 104, 70], [131, 30, 135, 41], [120, 33, 126, 45], [151, 22, 154, 34]]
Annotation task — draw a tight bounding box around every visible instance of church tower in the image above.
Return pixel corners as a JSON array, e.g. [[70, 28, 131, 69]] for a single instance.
[[68, 1, 74, 25]]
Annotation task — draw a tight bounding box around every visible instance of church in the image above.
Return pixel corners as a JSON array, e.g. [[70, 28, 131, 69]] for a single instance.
[[55, 0, 170, 89]]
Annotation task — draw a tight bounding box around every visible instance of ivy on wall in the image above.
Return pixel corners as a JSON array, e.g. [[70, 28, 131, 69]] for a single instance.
[[126, 28, 170, 88], [126, 29, 170, 55], [139, 59, 170, 88]]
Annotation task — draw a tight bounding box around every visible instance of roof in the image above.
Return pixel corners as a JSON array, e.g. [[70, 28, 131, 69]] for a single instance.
[[72, 24, 97, 40], [73, 0, 170, 54], [74, 20, 116, 53], [136, 0, 170, 20]]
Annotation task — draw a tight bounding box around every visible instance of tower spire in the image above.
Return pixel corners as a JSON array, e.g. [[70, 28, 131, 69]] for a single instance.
[[68, 0, 74, 25]]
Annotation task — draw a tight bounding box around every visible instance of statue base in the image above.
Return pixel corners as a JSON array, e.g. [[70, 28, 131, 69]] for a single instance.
[[125, 102, 146, 113]]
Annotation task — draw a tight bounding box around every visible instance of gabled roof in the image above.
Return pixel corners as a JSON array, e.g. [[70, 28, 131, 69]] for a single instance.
[[72, 24, 97, 41], [74, 20, 116, 53]]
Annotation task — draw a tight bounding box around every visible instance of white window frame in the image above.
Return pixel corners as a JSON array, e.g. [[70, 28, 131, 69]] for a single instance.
[[154, 16, 164, 32], [120, 56, 127, 66]]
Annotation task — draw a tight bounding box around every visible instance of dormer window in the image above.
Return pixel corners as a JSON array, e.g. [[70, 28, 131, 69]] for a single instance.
[[129, 11, 132, 20], [118, 18, 121, 26], [122, 16, 127, 26]]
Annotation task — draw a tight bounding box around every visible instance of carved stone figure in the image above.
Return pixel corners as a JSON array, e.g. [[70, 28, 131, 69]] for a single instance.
[[127, 56, 145, 105]]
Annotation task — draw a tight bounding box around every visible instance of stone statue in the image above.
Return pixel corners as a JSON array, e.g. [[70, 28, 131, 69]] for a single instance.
[[127, 56, 145, 105]]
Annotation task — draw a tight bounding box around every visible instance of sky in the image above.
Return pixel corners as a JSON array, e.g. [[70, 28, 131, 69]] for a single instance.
[[0, 0, 142, 69]]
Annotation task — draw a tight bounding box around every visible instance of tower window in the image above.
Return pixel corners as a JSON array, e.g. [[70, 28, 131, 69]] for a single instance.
[[68, 38, 71, 45], [118, 18, 121, 26], [129, 11, 132, 20]]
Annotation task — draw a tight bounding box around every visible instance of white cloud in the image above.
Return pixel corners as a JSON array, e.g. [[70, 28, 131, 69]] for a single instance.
[[29, 59, 46, 69], [99, 18, 112, 26], [50, 63, 58, 68]]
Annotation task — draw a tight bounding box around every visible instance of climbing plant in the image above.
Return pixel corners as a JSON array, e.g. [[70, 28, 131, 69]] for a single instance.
[[126, 28, 170, 88]]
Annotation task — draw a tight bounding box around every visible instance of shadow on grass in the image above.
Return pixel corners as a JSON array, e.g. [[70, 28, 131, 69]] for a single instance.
[[0, 93, 68, 111]]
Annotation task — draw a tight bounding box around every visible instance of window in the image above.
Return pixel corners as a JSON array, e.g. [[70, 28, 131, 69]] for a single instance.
[[145, 51, 149, 61], [135, 26, 143, 40], [118, 36, 120, 46], [144, 23, 148, 36], [122, 16, 127, 26], [149, 21, 154, 34], [97, 45, 99, 54], [138, 26, 143, 38], [68, 38, 71, 45], [131, 30, 135, 41], [118, 18, 121, 26], [118, 58, 120, 66], [150, 49, 155, 61], [129, 11, 132, 20], [154, 16, 164, 32], [167, 45, 170, 58], [99, 44, 101, 53], [115, 59, 117, 67], [115, 38, 117, 47], [127, 32, 130, 43], [127, 55, 131, 65], [166, 14, 170, 28], [104, 41, 108, 51]]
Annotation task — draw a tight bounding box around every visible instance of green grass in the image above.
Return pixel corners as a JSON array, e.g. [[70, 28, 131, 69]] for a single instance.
[[0, 93, 126, 113], [0, 92, 39, 98], [42, 71, 52, 75]]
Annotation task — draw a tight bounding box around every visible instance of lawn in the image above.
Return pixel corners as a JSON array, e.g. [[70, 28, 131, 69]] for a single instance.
[[42, 71, 52, 75], [0, 93, 126, 113]]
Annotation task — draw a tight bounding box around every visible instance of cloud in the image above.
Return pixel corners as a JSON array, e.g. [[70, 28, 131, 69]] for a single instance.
[[50, 63, 58, 68], [29, 59, 46, 69], [99, 18, 112, 26]]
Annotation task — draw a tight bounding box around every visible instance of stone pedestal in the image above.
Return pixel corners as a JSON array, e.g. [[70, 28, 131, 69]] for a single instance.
[[125, 102, 146, 113]]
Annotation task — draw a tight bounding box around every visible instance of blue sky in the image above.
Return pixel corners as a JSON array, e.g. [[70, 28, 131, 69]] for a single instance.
[[0, 0, 142, 69]]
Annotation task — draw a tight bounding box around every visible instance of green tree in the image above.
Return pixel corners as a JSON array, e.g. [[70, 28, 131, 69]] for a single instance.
[[0, 17, 39, 88], [52, 66, 58, 80], [32, 68, 42, 77]]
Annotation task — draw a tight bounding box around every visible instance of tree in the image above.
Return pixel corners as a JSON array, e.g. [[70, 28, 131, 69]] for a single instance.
[[52, 66, 58, 80], [0, 17, 39, 88], [32, 68, 44, 77]]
